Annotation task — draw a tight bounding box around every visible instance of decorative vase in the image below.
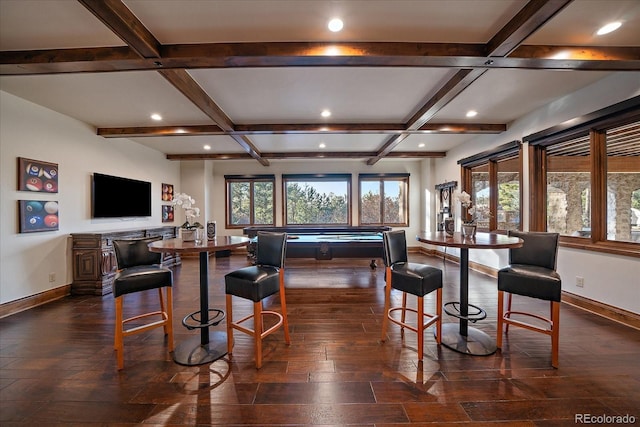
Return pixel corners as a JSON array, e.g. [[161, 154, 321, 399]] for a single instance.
[[207, 220, 217, 240], [181, 228, 196, 242], [444, 218, 455, 236], [462, 224, 477, 238]]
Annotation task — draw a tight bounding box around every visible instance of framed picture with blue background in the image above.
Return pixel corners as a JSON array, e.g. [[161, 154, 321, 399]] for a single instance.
[[19, 200, 59, 233]]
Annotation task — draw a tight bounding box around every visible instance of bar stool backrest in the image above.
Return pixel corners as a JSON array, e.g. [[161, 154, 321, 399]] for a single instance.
[[383, 230, 408, 267], [507, 230, 559, 270], [256, 231, 287, 268], [113, 237, 163, 269]]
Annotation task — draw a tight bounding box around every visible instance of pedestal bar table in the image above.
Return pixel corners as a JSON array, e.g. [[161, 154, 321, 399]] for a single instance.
[[148, 235, 250, 366], [416, 231, 522, 355]]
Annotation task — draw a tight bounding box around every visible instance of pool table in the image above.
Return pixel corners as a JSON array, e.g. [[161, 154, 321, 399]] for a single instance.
[[243, 226, 391, 268]]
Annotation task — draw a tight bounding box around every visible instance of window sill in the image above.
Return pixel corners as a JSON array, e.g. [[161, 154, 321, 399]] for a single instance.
[[560, 237, 640, 259]]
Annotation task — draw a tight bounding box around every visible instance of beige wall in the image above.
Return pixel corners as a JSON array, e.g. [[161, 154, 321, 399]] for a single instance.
[[0, 91, 180, 304]]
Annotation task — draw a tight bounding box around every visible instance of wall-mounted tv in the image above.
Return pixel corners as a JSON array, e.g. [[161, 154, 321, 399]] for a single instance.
[[92, 173, 152, 218]]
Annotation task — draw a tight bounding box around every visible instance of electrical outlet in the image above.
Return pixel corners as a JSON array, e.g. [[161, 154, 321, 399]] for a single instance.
[[49, 272, 56, 282], [576, 276, 584, 288]]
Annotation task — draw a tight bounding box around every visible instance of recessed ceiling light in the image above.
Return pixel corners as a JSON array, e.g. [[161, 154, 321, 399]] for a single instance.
[[328, 18, 343, 32], [150, 113, 162, 121], [203, 145, 211, 150], [418, 143, 425, 148], [466, 110, 478, 118], [321, 109, 332, 118], [597, 21, 622, 36], [319, 142, 326, 149]]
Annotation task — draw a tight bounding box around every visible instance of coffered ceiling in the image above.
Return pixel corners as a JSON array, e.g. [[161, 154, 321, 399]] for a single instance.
[[1, 0, 639, 166]]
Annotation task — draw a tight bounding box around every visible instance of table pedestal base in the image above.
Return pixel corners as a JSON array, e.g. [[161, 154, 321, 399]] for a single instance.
[[172, 331, 228, 366], [438, 324, 497, 356]]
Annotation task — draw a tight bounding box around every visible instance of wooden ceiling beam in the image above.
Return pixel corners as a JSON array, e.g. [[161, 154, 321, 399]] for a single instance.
[[368, 68, 487, 165], [98, 125, 225, 138], [166, 151, 447, 161], [97, 123, 506, 137], [486, 0, 573, 57], [77, 0, 269, 166], [78, 0, 161, 58], [367, 0, 576, 165], [2, 43, 638, 75]]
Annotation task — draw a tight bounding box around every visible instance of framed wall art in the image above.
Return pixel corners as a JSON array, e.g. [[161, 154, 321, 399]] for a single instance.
[[18, 157, 59, 193], [162, 183, 174, 201], [162, 205, 174, 223], [19, 200, 59, 233]]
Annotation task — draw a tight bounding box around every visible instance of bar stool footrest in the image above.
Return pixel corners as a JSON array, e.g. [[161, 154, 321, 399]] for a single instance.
[[443, 302, 486, 322], [182, 309, 225, 330]]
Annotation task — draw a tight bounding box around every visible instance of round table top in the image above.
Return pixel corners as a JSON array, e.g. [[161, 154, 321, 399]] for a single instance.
[[416, 231, 523, 250], [148, 235, 250, 254]]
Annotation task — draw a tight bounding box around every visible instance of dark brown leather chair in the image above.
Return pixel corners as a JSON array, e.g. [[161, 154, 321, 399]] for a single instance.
[[225, 231, 290, 368], [497, 230, 561, 368], [380, 230, 443, 360], [112, 237, 173, 370]]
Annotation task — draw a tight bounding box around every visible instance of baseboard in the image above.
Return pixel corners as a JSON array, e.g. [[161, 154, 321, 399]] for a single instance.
[[419, 246, 639, 330], [562, 292, 640, 330], [0, 284, 71, 319]]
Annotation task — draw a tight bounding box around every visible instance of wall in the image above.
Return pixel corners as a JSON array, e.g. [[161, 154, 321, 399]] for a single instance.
[[424, 72, 640, 314], [0, 91, 181, 304]]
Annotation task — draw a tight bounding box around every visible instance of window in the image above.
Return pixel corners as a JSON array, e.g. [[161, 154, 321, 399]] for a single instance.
[[526, 96, 640, 257], [459, 141, 522, 232], [359, 174, 409, 226], [545, 133, 591, 237], [283, 174, 350, 225], [497, 157, 521, 231], [606, 122, 640, 243], [225, 175, 275, 228]]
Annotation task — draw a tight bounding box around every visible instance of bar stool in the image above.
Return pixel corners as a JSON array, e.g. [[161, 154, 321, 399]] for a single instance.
[[112, 237, 173, 370], [224, 231, 290, 368], [380, 230, 443, 359], [497, 230, 561, 368]]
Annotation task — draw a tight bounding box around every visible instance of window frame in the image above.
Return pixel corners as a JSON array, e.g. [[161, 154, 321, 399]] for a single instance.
[[225, 174, 276, 229], [525, 95, 640, 258], [282, 173, 352, 226], [358, 173, 410, 227], [458, 141, 523, 233]]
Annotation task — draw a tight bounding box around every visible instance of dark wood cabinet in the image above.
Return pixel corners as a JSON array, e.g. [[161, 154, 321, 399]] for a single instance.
[[71, 226, 180, 295]]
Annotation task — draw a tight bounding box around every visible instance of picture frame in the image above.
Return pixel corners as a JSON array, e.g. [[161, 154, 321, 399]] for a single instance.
[[19, 200, 59, 233], [18, 157, 59, 193], [162, 183, 174, 201], [162, 205, 174, 223]]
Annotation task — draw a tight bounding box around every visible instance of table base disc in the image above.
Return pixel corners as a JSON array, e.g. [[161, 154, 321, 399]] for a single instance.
[[438, 324, 497, 356], [172, 331, 228, 366]]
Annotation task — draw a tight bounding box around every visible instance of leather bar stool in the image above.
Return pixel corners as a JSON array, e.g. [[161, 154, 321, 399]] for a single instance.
[[112, 237, 173, 370], [380, 230, 443, 360], [225, 231, 290, 368], [497, 230, 561, 368]]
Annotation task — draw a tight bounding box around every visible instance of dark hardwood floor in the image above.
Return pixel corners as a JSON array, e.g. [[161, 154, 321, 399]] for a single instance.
[[1, 252, 639, 426]]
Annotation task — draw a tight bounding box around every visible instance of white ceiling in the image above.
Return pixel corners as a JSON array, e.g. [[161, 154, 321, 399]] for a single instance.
[[1, 0, 639, 164]]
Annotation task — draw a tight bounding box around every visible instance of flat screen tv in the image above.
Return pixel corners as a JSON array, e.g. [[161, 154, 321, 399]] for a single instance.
[[92, 173, 152, 218]]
